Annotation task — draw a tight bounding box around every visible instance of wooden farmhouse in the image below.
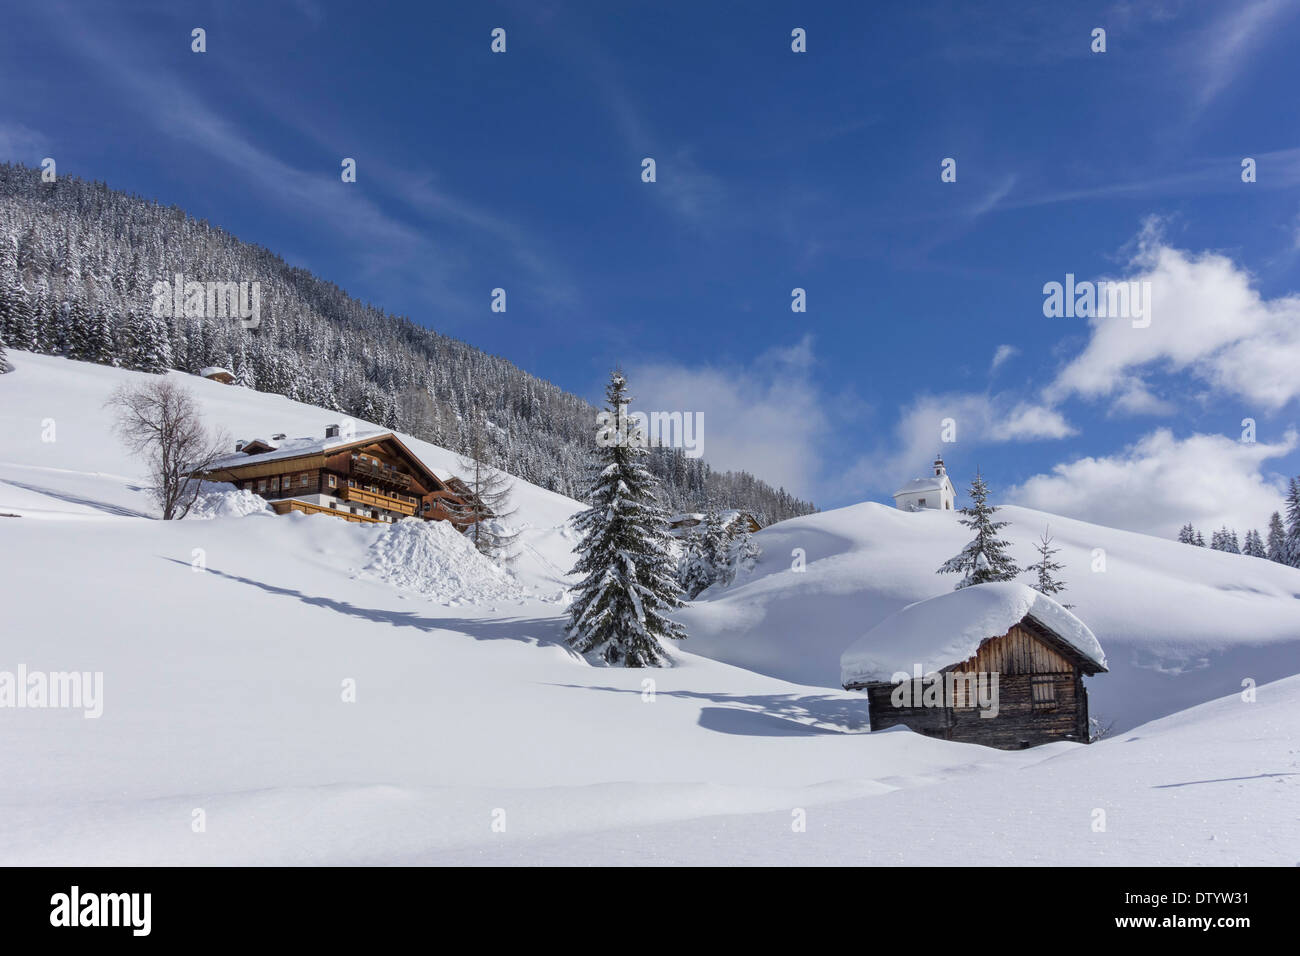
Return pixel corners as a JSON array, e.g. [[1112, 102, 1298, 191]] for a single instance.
[[195, 425, 473, 526], [840, 583, 1107, 750]]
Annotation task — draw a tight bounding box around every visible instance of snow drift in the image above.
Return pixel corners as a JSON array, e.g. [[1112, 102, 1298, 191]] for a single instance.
[[362, 518, 523, 605]]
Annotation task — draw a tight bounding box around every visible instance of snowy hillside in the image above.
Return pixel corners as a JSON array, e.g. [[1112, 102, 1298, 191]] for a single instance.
[[680, 502, 1300, 731], [1, 352, 1297, 865]]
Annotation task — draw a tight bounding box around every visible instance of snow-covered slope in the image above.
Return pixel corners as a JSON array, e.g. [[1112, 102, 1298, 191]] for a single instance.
[[680, 501, 1300, 731], [0, 352, 1297, 865]]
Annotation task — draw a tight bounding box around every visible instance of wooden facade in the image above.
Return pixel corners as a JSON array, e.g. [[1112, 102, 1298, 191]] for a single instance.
[[847, 615, 1105, 750], [195, 430, 475, 527]]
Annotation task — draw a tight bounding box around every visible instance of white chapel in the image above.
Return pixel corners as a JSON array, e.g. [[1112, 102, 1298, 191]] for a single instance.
[[892, 455, 956, 512]]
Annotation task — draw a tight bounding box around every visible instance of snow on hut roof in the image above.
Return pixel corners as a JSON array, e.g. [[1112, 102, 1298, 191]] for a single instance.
[[840, 582, 1107, 686], [209, 429, 391, 470], [892, 476, 945, 496], [200, 366, 234, 378]]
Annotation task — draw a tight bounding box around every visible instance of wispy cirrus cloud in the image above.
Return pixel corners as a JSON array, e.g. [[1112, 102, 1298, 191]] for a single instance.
[[33, 0, 572, 317]]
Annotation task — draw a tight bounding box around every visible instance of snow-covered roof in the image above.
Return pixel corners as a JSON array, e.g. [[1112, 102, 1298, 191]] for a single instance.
[[840, 582, 1107, 686], [892, 476, 945, 496], [199, 366, 233, 378], [208, 429, 391, 470]]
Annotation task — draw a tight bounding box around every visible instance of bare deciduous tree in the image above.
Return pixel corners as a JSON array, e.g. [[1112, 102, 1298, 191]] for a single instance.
[[453, 418, 519, 563], [106, 379, 230, 520]]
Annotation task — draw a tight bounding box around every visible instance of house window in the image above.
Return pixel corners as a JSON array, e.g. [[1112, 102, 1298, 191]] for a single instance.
[[258, 479, 267, 493], [1031, 677, 1058, 711], [918, 498, 927, 507], [301, 473, 310, 488], [328, 475, 337, 489]]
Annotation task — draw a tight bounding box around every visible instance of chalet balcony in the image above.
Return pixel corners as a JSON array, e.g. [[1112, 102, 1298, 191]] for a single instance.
[[349, 454, 413, 490], [339, 484, 418, 516]]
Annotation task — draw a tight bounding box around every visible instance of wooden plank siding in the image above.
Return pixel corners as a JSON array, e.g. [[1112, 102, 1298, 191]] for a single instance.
[[947, 622, 1073, 676], [271, 499, 385, 523], [861, 618, 1094, 750]]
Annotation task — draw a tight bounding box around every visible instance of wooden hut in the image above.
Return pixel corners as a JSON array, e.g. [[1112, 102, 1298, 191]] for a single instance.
[[840, 583, 1107, 749]]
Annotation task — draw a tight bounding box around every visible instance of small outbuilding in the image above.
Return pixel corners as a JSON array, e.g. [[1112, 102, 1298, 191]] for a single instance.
[[200, 366, 235, 385], [840, 583, 1107, 749]]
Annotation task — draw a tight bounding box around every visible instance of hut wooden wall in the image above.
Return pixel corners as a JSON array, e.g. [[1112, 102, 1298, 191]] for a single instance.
[[864, 623, 1093, 749]]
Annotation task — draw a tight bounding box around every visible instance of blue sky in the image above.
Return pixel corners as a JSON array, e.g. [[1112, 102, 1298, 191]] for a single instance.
[[5, 0, 1300, 536]]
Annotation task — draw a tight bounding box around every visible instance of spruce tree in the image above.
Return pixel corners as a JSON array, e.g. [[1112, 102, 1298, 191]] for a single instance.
[[701, 508, 733, 588], [1025, 526, 1070, 605], [938, 469, 1020, 588], [567, 370, 685, 666], [1285, 478, 1300, 568], [1243, 529, 1267, 558], [0, 329, 10, 374], [1194, 531, 1206, 547], [1210, 527, 1240, 553], [1177, 523, 1196, 545], [1267, 511, 1287, 563], [729, 521, 761, 579], [677, 527, 713, 599]]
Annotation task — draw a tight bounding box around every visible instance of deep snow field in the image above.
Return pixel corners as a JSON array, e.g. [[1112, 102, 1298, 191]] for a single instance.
[[1, 353, 1297, 865]]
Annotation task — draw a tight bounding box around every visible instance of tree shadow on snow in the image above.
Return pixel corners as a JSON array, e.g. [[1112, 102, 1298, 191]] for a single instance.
[[161, 559, 573, 651], [548, 683, 870, 736], [0, 477, 153, 518]]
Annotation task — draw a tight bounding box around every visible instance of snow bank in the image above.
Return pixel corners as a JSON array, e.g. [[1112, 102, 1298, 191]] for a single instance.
[[362, 518, 523, 604], [184, 483, 274, 520], [839, 582, 1107, 686]]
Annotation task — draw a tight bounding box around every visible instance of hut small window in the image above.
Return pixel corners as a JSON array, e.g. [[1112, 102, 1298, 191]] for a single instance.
[[1031, 677, 1058, 710], [301, 473, 310, 488], [328, 475, 337, 489]]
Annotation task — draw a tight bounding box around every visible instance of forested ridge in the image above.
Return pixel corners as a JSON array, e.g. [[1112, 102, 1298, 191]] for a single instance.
[[0, 163, 815, 523]]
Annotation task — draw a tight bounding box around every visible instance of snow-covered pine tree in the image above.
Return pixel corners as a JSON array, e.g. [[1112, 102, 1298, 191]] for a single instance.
[[938, 469, 1020, 589], [728, 520, 761, 580], [0, 329, 10, 374], [1025, 526, 1070, 605], [140, 313, 173, 373], [566, 370, 685, 666], [1210, 527, 1241, 553], [701, 508, 734, 588], [1177, 523, 1196, 545], [1285, 477, 1300, 568], [1243, 529, 1267, 558], [1194, 530, 1206, 547], [122, 309, 171, 373], [1267, 511, 1287, 563], [676, 527, 713, 599]]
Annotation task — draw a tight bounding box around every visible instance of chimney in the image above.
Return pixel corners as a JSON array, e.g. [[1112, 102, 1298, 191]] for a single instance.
[[272, 433, 286, 441], [325, 423, 341, 439], [235, 440, 246, 452]]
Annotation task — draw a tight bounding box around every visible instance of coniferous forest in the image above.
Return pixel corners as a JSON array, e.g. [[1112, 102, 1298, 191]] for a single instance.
[[0, 163, 815, 524]]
